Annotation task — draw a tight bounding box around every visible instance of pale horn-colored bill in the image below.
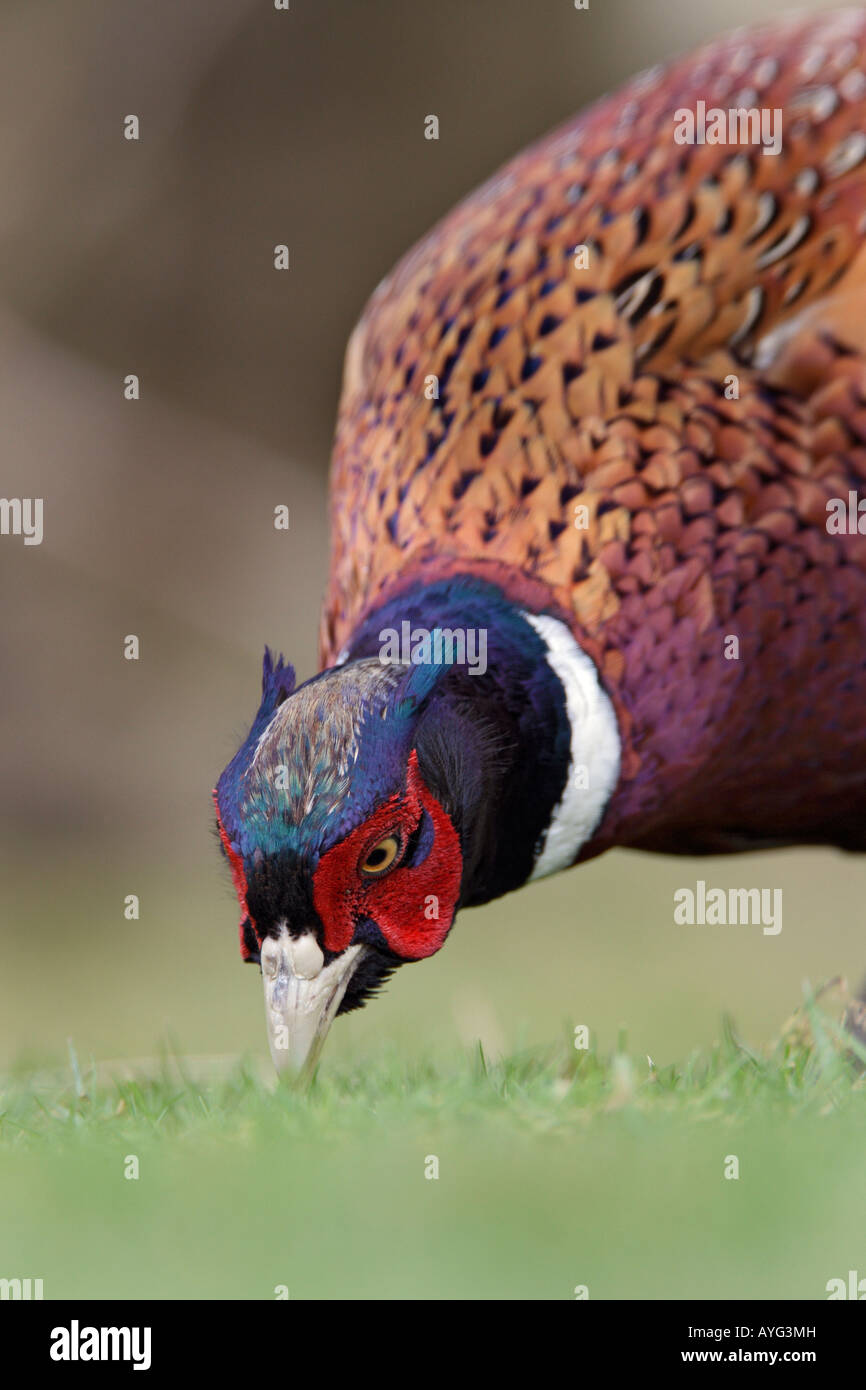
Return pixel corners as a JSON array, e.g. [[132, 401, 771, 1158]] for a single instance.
[[260, 924, 366, 1080]]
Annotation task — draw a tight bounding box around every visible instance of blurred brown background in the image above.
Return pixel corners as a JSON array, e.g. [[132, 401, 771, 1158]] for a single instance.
[[1, 0, 862, 1073]]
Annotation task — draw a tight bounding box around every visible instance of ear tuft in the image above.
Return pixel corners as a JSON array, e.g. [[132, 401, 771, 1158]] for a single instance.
[[261, 646, 296, 709], [394, 629, 448, 717]]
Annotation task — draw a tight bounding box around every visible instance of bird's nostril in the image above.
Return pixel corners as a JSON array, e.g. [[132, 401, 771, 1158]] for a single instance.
[[288, 932, 325, 980]]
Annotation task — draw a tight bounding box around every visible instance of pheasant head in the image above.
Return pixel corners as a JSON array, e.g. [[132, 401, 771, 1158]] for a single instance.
[[213, 647, 470, 1075], [215, 579, 621, 1075]]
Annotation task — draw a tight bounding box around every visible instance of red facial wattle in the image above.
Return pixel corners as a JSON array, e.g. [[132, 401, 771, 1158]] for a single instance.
[[213, 790, 260, 961], [312, 750, 462, 960]]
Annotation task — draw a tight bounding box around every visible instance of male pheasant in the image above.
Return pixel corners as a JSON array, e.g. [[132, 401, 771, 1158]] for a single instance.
[[216, 10, 866, 1074]]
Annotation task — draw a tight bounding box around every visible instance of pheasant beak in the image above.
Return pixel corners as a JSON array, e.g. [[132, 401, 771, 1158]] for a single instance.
[[260, 927, 366, 1079]]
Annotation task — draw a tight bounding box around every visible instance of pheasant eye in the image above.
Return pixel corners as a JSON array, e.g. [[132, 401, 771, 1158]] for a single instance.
[[360, 834, 401, 876]]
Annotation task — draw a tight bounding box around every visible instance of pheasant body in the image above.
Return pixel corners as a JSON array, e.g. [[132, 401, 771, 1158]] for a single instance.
[[323, 9, 866, 856], [217, 11, 866, 1072]]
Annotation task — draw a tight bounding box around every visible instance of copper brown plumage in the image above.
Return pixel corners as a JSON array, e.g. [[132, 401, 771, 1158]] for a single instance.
[[322, 9, 866, 860]]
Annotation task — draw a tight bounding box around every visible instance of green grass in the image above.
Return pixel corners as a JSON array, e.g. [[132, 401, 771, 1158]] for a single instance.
[[1, 985, 864, 1300]]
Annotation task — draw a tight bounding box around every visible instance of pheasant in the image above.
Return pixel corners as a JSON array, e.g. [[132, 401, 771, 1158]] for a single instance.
[[215, 10, 866, 1075]]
